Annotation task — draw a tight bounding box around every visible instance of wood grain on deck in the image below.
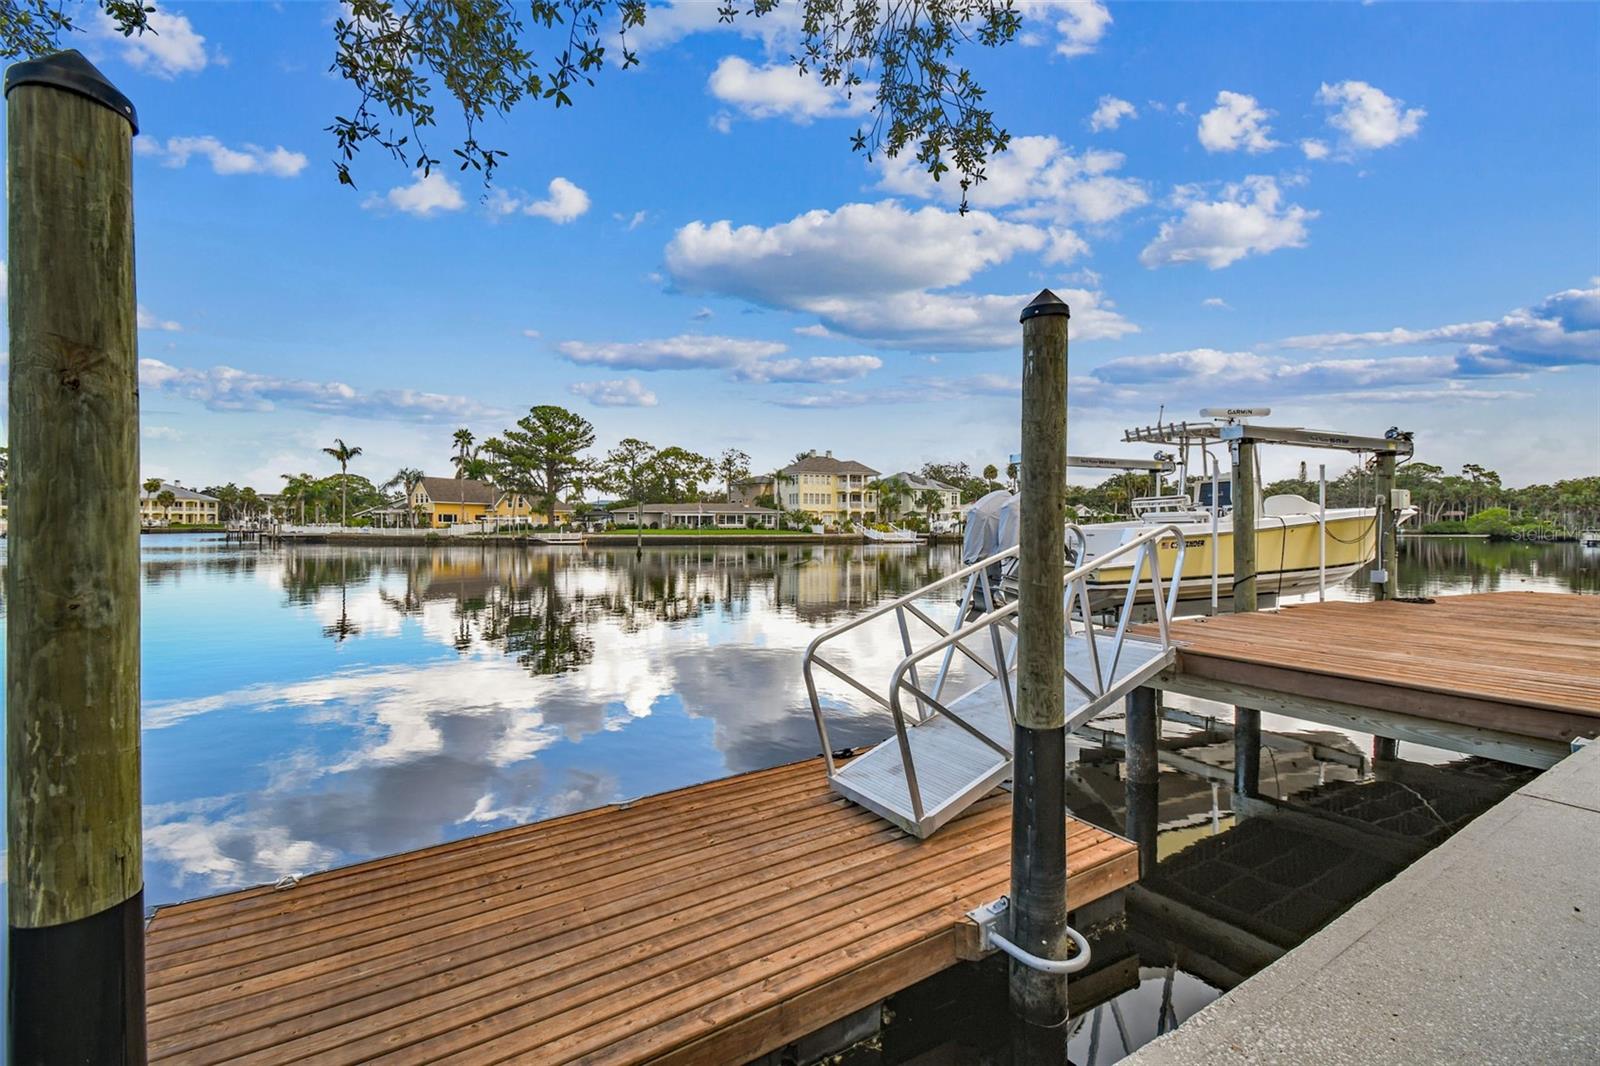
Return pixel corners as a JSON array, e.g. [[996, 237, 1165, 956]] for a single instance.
[[144, 757, 1136, 1065], [1149, 592, 1600, 742]]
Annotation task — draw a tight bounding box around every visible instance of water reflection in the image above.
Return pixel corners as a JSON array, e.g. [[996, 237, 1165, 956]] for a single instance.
[[3, 537, 969, 904]]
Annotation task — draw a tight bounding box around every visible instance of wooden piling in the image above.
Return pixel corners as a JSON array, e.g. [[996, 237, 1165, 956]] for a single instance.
[[1009, 289, 1071, 1028], [5, 51, 146, 1064], [1229, 437, 1262, 796], [1124, 687, 1160, 875]]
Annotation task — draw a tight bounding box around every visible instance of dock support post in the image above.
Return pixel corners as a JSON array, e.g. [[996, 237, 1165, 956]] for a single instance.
[[1229, 437, 1261, 797], [1010, 290, 1071, 1031], [1125, 687, 1160, 875], [1371, 452, 1399, 763], [6, 51, 146, 1065]]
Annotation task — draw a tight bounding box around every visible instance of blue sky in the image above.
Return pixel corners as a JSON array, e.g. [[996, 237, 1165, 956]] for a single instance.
[[3, 0, 1597, 490]]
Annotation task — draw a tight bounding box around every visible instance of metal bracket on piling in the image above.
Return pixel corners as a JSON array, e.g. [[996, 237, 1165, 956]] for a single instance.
[[966, 896, 1092, 975]]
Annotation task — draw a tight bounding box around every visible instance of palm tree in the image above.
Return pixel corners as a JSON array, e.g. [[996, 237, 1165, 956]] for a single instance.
[[917, 487, 944, 530], [281, 472, 314, 524], [452, 428, 476, 478], [321, 438, 364, 526], [142, 477, 162, 527], [383, 467, 425, 525], [155, 488, 177, 525]]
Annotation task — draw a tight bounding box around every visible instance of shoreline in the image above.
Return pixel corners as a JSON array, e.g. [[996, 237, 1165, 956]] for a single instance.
[[239, 530, 967, 548]]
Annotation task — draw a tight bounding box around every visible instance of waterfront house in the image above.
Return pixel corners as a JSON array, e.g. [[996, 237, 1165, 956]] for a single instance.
[[140, 482, 220, 526], [411, 476, 498, 527], [883, 472, 964, 526], [728, 475, 776, 507], [409, 477, 566, 528], [607, 502, 780, 529], [776, 452, 880, 524]]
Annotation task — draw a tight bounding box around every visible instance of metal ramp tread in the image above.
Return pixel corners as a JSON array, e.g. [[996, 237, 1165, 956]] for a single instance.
[[833, 633, 1174, 836]]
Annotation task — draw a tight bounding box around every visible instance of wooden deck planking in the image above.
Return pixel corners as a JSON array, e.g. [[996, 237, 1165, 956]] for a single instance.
[[1146, 592, 1600, 744], [145, 757, 1137, 1065]]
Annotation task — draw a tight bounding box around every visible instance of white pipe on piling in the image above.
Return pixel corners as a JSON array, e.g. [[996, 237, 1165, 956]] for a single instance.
[[1318, 463, 1327, 601]]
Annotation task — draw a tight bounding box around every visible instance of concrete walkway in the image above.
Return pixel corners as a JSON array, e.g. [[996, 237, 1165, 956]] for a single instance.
[[1127, 741, 1600, 1064]]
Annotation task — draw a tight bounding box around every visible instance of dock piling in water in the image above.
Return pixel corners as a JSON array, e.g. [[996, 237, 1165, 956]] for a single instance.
[[1229, 437, 1263, 797], [5, 50, 147, 1064], [1010, 289, 1072, 1028]]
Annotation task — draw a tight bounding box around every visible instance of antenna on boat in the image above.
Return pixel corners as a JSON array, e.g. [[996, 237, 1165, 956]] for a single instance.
[[1200, 407, 1271, 424]]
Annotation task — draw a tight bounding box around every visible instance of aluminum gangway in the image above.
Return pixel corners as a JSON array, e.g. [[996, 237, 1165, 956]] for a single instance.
[[804, 524, 1187, 838]]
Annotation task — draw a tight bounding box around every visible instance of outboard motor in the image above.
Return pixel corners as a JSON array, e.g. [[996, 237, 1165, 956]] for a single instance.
[[962, 490, 1017, 610]]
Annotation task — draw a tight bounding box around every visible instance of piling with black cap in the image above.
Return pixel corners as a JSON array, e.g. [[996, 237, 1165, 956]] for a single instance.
[[1230, 433, 1261, 796], [1009, 290, 1071, 1028], [1124, 686, 1160, 875], [6, 50, 146, 1064]]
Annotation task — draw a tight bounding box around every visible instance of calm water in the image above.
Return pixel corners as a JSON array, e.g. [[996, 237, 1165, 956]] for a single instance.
[[0, 534, 1592, 1058]]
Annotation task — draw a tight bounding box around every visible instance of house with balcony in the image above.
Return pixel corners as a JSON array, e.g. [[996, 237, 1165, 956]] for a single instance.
[[882, 472, 964, 526], [776, 452, 880, 525], [140, 482, 221, 526]]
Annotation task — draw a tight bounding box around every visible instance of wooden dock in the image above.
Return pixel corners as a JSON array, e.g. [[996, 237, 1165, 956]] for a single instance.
[[143, 757, 1137, 1065], [1146, 591, 1600, 767]]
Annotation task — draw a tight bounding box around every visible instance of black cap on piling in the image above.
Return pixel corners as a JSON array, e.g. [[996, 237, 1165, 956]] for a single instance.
[[1019, 288, 1070, 323], [5, 49, 138, 133]]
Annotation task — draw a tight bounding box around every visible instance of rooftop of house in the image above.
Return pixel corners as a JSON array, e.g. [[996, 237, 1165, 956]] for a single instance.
[[414, 476, 499, 506], [146, 482, 219, 503], [609, 502, 779, 515], [779, 452, 879, 477], [887, 472, 960, 494]]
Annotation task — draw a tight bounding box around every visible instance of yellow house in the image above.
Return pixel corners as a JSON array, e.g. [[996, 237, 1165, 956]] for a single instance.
[[775, 452, 880, 524], [409, 477, 569, 528], [140, 482, 221, 526]]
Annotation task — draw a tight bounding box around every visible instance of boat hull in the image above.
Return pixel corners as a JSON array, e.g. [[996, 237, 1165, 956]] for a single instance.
[[1082, 511, 1377, 605]]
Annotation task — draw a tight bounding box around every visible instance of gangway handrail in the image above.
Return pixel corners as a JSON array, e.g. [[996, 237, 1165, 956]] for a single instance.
[[805, 522, 1186, 828], [803, 527, 1088, 773]]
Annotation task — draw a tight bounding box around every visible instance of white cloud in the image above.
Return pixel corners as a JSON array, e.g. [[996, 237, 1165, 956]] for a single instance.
[[1300, 138, 1330, 161], [143, 425, 182, 441], [556, 334, 881, 383], [1280, 284, 1599, 374], [558, 334, 786, 371], [97, 8, 209, 78], [1, 260, 8, 300], [1140, 176, 1315, 270], [878, 136, 1147, 225], [139, 359, 500, 421], [708, 56, 871, 124], [137, 305, 181, 332], [1079, 283, 1600, 406], [1316, 80, 1425, 153], [569, 378, 659, 407], [522, 328, 542, 339], [1089, 95, 1137, 132], [135, 136, 307, 177], [615, 210, 650, 230], [1020, 1, 1113, 57], [732, 354, 883, 384], [666, 199, 1135, 351], [524, 177, 591, 223], [1197, 91, 1281, 154], [668, 200, 1047, 305], [1202, 297, 1232, 310], [488, 177, 591, 223], [800, 287, 1136, 351], [363, 169, 464, 217], [691, 307, 714, 320]]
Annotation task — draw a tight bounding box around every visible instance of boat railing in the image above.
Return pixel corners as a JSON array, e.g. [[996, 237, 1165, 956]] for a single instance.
[[804, 523, 1185, 801]]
